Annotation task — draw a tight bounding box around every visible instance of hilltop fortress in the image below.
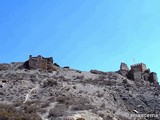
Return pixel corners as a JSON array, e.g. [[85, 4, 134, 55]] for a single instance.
[[22, 55, 58, 71], [0, 55, 160, 120], [19, 55, 158, 84], [118, 62, 158, 84]]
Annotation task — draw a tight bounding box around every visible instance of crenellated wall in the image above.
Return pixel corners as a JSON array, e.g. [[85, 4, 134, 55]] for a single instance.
[[28, 55, 56, 71], [130, 63, 146, 72]]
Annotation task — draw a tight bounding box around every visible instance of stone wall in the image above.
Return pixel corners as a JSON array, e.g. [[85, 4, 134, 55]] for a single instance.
[[148, 72, 158, 83], [131, 63, 146, 72], [25, 55, 56, 71], [133, 71, 142, 80], [120, 62, 129, 71]]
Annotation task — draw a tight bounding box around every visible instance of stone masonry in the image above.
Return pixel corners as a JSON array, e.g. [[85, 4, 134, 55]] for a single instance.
[[23, 55, 57, 71], [118, 62, 158, 84], [131, 63, 146, 72], [120, 62, 129, 71]]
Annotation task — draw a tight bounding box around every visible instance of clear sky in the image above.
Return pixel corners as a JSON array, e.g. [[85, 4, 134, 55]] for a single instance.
[[0, 0, 160, 82]]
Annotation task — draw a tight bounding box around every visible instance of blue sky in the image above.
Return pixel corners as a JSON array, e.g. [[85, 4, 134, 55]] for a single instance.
[[0, 0, 160, 81]]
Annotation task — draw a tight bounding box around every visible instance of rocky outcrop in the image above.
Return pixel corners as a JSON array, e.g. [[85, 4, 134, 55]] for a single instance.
[[90, 70, 107, 75], [0, 64, 10, 71]]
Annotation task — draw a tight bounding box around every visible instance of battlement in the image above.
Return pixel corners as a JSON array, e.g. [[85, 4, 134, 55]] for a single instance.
[[25, 55, 56, 71], [119, 62, 157, 83], [131, 63, 146, 72], [131, 63, 145, 67]]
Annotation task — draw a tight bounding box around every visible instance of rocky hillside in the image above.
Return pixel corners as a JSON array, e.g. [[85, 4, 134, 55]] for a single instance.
[[0, 62, 160, 120]]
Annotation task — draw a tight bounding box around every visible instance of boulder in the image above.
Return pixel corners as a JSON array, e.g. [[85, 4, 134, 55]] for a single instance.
[[117, 70, 128, 78], [64, 66, 70, 69], [54, 63, 60, 67], [90, 70, 107, 75]]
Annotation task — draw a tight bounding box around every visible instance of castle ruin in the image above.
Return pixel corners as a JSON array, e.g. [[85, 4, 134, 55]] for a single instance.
[[130, 63, 146, 72], [23, 55, 57, 71], [118, 62, 158, 84], [120, 62, 129, 71]]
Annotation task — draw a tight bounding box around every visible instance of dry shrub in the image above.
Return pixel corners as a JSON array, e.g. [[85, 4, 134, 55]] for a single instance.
[[123, 102, 133, 112], [73, 86, 76, 89], [56, 95, 95, 111], [13, 100, 23, 107], [117, 115, 130, 120], [22, 100, 41, 113], [70, 97, 94, 111], [56, 96, 66, 103], [24, 104, 38, 113], [98, 75, 106, 80], [105, 80, 113, 86], [58, 75, 66, 81], [103, 115, 113, 120], [43, 78, 58, 87], [76, 118, 85, 120], [48, 104, 67, 118], [71, 104, 94, 111], [75, 75, 84, 80], [0, 103, 42, 120], [97, 92, 104, 98], [87, 75, 117, 86], [41, 102, 50, 108], [122, 79, 127, 84], [0, 103, 16, 112]]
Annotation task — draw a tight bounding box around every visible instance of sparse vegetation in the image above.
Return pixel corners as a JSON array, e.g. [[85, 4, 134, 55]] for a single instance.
[[75, 75, 84, 80], [76, 118, 85, 120], [0, 61, 160, 120], [48, 104, 67, 118], [43, 78, 58, 87], [56, 96, 66, 103], [0, 103, 42, 120]]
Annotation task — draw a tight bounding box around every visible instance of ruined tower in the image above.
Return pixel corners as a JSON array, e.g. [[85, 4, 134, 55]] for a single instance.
[[128, 63, 147, 80], [25, 55, 56, 71], [120, 62, 129, 71], [131, 63, 147, 72]]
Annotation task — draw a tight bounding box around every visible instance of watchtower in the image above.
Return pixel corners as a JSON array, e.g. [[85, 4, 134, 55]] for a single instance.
[[129, 63, 147, 80], [131, 63, 146, 72]]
